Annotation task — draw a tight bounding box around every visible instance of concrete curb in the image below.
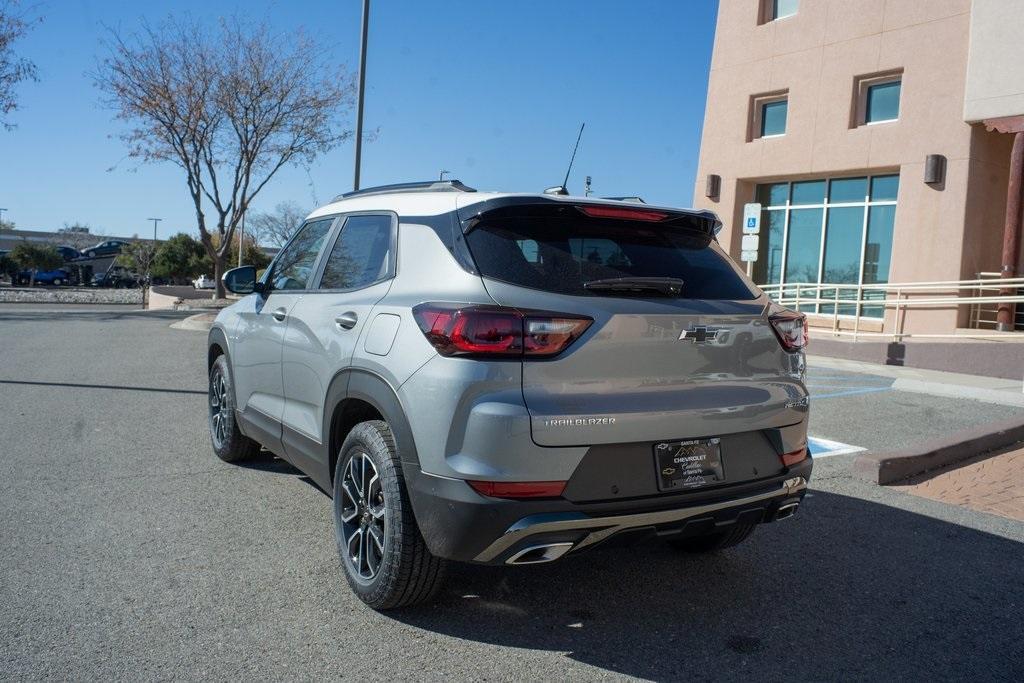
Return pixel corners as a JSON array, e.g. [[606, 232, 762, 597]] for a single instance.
[[809, 354, 1024, 407], [853, 414, 1024, 485], [169, 313, 215, 333], [891, 378, 1024, 407]]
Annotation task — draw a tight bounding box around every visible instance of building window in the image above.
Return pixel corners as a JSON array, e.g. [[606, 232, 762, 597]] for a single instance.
[[749, 91, 788, 140], [760, 0, 798, 23], [773, 0, 799, 19], [866, 81, 901, 123], [853, 71, 902, 126], [752, 174, 899, 319]]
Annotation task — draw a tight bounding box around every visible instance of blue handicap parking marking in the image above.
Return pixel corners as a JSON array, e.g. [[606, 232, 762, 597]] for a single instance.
[[809, 386, 892, 400], [805, 372, 894, 401], [807, 436, 865, 458]]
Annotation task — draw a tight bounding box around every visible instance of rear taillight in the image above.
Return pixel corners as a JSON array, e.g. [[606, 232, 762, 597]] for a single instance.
[[780, 448, 808, 467], [467, 480, 566, 499], [769, 312, 808, 352], [412, 304, 592, 358]]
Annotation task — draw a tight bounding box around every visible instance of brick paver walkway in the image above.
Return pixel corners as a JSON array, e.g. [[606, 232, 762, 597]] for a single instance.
[[892, 447, 1024, 522]]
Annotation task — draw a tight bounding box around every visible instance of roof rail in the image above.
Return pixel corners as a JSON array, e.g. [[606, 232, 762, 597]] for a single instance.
[[332, 180, 476, 202]]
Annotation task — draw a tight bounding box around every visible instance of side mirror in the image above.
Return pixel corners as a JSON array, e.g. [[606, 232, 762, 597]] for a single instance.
[[223, 265, 263, 295]]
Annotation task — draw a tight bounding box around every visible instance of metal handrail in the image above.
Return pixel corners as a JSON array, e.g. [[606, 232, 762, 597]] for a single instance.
[[758, 275, 1024, 340]]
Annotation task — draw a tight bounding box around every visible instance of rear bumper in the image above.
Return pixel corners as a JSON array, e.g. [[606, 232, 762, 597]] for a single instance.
[[404, 457, 812, 564]]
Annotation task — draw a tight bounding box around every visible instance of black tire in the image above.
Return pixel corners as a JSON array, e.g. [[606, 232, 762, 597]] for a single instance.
[[208, 354, 260, 463], [669, 523, 757, 553], [333, 420, 446, 610]]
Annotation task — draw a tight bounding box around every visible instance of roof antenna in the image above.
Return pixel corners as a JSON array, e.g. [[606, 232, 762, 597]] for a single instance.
[[545, 122, 585, 196]]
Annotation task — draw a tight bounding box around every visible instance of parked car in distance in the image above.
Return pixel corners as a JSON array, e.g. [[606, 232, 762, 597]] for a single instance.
[[92, 266, 140, 288], [193, 274, 216, 290], [16, 268, 72, 286], [56, 245, 81, 262], [207, 180, 812, 610], [81, 240, 128, 259]]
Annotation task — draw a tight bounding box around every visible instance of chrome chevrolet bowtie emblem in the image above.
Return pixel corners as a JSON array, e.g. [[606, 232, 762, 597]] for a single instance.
[[679, 326, 722, 344]]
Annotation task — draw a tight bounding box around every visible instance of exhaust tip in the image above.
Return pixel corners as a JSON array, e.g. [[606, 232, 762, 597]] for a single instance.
[[775, 502, 799, 521], [505, 542, 574, 565]]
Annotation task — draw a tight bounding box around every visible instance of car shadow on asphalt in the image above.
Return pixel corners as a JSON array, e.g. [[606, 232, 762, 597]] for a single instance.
[[388, 491, 1023, 680], [236, 450, 306, 476]]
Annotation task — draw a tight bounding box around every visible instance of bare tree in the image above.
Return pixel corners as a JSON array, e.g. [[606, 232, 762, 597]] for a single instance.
[[116, 240, 157, 287], [96, 16, 355, 297], [0, 0, 39, 130], [248, 200, 308, 248]]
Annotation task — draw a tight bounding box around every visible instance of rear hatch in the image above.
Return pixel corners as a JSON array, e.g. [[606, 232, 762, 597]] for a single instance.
[[458, 197, 807, 448]]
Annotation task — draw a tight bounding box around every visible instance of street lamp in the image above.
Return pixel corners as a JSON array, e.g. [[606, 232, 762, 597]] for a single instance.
[[147, 217, 162, 243], [353, 0, 370, 191], [146, 218, 162, 286]]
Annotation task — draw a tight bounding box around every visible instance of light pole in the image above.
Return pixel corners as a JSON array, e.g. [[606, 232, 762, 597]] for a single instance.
[[146, 218, 162, 286], [147, 217, 162, 243], [352, 0, 370, 191]]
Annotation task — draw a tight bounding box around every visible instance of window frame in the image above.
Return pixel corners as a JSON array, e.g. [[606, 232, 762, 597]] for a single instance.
[[852, 70, 903, 127], [753, 173, 900, 319], [749, 91, 789, 141], [311, 210, 399, 293], [263, 215, 342, 293]]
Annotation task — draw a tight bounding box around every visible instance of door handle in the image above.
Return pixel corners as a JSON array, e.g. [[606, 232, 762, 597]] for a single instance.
[[335, 311, 358, 330], [272, 307, 287, 322]]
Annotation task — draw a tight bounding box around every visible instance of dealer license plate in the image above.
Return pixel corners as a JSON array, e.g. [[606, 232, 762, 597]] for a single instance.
[[654, 438, 724, 491]]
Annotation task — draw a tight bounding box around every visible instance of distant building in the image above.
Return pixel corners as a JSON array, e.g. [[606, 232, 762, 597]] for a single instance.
[[693, 0, 1024, 334]]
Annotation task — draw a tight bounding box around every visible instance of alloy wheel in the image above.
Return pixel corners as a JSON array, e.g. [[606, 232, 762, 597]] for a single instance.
[[209, 369, 229, 448], [339, 452, 387, 581]]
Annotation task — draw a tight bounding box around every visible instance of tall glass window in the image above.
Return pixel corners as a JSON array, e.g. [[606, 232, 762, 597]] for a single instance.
[[754, 174, 899, 318]]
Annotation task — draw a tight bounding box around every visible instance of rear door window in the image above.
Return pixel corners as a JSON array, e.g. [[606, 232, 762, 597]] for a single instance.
[[318, 214, 394, 290], [466, 217, 756, 300]]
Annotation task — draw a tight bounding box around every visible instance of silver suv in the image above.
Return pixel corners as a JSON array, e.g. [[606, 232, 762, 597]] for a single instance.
[[208, 180, 811, 610]]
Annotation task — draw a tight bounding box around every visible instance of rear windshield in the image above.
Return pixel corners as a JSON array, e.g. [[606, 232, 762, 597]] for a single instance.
[[465, 217, 757, 300]]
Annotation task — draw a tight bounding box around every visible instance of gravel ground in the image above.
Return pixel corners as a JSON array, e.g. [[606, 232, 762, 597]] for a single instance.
[[1, 308, 1022, 681]]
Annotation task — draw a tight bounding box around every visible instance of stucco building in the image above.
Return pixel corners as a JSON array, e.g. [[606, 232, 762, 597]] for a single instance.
[[693, 0, 1024, 334]]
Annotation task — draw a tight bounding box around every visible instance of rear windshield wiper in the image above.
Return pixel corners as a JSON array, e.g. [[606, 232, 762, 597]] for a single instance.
[[583, 277, 684, 297]]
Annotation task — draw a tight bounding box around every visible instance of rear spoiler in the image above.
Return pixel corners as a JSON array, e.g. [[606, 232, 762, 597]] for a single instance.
[[457, 196, 723, 238]]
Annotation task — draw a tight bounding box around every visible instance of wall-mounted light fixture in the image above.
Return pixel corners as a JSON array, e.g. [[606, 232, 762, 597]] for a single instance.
[[705, 174, 721, 200], [924, 154, 946, 185]]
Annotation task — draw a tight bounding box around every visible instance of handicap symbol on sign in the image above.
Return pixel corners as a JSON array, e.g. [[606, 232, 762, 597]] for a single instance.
[[747, 217, 756, 227]]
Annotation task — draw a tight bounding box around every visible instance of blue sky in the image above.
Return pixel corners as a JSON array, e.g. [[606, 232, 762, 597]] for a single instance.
[[1, 0, 718, 239]]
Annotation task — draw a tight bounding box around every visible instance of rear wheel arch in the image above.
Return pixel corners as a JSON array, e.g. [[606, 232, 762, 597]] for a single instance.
[[324, 369, 420, 486]]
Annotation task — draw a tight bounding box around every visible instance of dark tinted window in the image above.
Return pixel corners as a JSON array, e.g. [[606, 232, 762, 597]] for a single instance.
[[270, 218, 332, 290], [319, 215, 393, 290], [466, 218, 756, 300]]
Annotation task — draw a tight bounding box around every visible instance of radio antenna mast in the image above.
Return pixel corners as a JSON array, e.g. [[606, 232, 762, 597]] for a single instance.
[[561, 123, 585, 191]]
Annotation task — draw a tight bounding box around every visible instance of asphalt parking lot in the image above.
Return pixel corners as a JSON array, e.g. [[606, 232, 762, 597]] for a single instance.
[[1, 306, 1022, 680]]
